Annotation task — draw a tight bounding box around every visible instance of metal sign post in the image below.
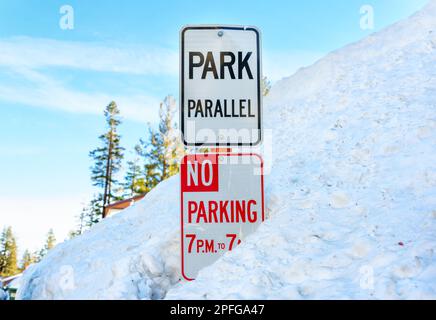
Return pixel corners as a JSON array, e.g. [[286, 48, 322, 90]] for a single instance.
[[179, 24, 265, 281]]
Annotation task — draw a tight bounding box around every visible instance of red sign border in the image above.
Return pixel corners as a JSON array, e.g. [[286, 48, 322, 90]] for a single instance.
[[180, 153, 265, 281]]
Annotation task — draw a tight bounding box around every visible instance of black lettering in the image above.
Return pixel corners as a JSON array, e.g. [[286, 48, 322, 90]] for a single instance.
[[232, 100, 238, 117], [205, 100, 213, 117], [238, 52, 253, 79], [224, 100, 231, 117], [195, 100, 204, 117], [186, 99, 256, 118], [220, 52, 236, 79], [248, 99, 255, 117], [202, 52, 218, 79], [240, 99, 246, 117], [214, 100, 223, 117], [188, 99, 196, 117], [189, 52, 204, 79]]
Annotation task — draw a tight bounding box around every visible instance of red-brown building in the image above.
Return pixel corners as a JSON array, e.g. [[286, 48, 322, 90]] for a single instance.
[[103, 194, 145, 218]]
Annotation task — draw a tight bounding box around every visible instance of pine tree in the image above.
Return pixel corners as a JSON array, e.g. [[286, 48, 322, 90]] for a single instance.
[[89, 101, 125, 219], [158, 95, 182, 179], [122, 159, 148, 197], [68, 205, 87, 239], [135, 95, 184, 191], [20, 250, 34, 271], [143, 162, 161, 192], [37, 229, 57, 260], [87, 196, 104, 227], [0, 227, 19, 277], [32, 250, 42, 264], [45, 229, 56, 251]]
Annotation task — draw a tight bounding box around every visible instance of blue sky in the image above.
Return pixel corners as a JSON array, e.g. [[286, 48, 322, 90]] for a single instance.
[[0, 0, 428, 253]]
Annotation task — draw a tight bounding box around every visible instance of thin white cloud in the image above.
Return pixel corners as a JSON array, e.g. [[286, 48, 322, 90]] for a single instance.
[[0, 36, 322, 82], [0, 36, 179, 76], [0, 36, 174, 123], [0, 68, 161, 123], [0, 36, 323, 122]]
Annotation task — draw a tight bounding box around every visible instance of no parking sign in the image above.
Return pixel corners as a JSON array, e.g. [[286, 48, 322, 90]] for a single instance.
[[180, 153, 264, 280]]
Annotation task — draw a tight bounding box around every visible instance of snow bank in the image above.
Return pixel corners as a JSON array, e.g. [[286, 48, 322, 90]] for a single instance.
[[18, 1, 436, 299], [17, 176, 181, 300], [166, 1, 436, 299]]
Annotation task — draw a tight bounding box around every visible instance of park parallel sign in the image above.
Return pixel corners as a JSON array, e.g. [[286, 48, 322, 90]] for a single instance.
[[180, 153, 264, 280], [180, 25, 262, 146]]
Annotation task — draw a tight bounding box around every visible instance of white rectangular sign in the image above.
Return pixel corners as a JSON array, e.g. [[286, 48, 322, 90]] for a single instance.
[[180, 25, 262, 146], [180, 153, 264, 280]]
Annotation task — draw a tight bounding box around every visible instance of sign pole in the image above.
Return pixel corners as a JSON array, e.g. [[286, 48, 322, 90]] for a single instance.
[[209, 148, 232, 153], [179, 24, 264, 281]]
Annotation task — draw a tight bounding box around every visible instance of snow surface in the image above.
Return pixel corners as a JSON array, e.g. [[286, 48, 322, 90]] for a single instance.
[[18, 177, 181, 300], [18, 0, 436, 299]]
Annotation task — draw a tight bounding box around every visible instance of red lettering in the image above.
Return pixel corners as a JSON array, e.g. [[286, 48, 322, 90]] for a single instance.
[[188, 201, 198, 223], [219, 201, 229, 223], [247, 200, 257, 223], [209, 201, 218, 223], [181, 154, 219, 192], [197, 201, 207, 223], [186, 200, 258, 224], [236, 200, 246, 222]]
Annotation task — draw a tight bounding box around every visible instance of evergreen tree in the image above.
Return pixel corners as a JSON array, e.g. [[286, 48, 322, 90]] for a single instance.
[[0, 227, 19, 277], [20, 250, 34, 271], [39, 229, 56, 260], [68, 205, 87, 239], [158, 95, 183, 179], [143, 162, 161, 192], [32, 250, 42, 264], [122, 159, 148, 197], [37, 229, 57, 260], [87, 196, 104, 226], [89, 101, 125, 219], [135, 95, 184, 191], [45, 229, 56, 251]]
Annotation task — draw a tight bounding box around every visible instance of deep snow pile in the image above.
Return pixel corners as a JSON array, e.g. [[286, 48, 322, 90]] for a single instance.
[[18, 1, 436, 299], [17, 177, 181, 300], [167, 1, 436, 299]]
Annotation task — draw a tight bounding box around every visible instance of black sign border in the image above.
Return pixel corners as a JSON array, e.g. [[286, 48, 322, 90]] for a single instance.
[[180, 25, 262, 147]]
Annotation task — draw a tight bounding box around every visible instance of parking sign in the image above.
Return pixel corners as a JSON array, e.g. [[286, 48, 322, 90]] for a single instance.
[[180, 153, 264, 280], [180, 25, 262, 146]]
